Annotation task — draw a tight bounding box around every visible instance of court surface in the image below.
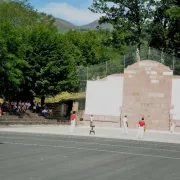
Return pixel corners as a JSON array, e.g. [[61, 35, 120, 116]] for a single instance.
[[0, 132, 180, 180]]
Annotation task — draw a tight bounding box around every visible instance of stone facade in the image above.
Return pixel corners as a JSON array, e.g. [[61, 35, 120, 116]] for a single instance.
[[122, 60, 173, 130]]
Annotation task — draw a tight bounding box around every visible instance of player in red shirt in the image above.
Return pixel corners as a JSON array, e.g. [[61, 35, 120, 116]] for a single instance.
[[136, 117, 146, 139], [70, 111, 76, 134]]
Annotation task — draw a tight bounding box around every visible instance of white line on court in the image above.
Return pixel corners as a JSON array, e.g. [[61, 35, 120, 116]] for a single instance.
[[2, 141, 180, 160], [1, 136, 180, 153], [57, 134, 180, 148], [1, 131, 180, 148]]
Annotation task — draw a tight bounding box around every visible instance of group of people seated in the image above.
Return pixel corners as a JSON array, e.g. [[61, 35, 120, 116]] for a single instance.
[[0, 100, 53, 118], [0, 100, 32, 114]]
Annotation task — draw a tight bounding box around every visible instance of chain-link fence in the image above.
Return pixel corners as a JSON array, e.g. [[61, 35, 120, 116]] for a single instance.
[[77, 47, 180, 92]]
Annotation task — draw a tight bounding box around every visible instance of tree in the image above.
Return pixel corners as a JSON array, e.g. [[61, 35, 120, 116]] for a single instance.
[[148, 0, 180, 55], [166, 3, 180, 57], [0, 0, 55, 30], [0, 21, 29, 99], [166, 2, 180, 74], [20, 25, 79, 105], [0, 0, 63, 101], [0, 0, 132, 102], [89, 0, 154, 50], [146, 0, 180, 75], [65, 29, 124, 66]]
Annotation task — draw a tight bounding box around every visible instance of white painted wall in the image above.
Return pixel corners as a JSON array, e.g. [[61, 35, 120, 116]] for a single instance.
[[171, 79, 180, 120], [85, 77, 124, 116]]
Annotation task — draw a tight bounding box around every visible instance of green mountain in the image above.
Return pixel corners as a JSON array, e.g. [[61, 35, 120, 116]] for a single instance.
[[79, 20, 113, 30], [55, 18, 76, 31], [55, 18, 113, 31]]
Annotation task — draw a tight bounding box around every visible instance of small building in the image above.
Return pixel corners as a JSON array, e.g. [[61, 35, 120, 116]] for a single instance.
[[84, 60, 180, 131], [44, 92, 85, 122]]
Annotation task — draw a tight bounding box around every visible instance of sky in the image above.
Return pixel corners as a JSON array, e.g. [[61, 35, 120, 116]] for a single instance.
[[29, 0, 103, 26]]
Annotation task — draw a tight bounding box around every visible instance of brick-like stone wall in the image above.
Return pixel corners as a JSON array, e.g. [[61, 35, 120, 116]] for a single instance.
[[122, 60, 173, 130]]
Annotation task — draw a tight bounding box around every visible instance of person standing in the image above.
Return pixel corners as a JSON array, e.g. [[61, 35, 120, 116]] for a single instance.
[[70, 111, 76, 134], [122, 115, 128, 135], [33, 103, 37, 113], [137, 117, 146, 139], [0, 106, 2, 117], [170, 120, 176, 133], [90, 115, 95, 135]]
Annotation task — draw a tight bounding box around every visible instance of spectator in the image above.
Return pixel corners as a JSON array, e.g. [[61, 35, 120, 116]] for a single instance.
[[33, 104, 37, 113], [48, 109, 52, 117], [42, 108, 48, 116]]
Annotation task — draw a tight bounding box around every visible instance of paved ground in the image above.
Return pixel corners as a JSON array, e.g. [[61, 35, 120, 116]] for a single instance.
[[1, 125, 180, 144], [0, 131, 180, 180]]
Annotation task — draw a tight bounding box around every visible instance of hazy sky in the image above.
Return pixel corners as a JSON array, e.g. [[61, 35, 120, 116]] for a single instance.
[[29, 0, 102, 25]]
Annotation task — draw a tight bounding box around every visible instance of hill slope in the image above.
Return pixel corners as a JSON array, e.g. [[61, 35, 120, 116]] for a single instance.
[[79, 20, 113, 30], [55, 18, 76, 31], [55, 18, 113, 31]]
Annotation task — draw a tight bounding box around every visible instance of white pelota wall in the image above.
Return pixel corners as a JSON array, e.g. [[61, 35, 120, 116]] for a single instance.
[[85, 77, 124, 116], [171, 79, 180, 120]]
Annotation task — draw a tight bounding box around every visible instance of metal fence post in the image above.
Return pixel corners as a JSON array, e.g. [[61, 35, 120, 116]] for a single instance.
[[161, 49, 164, 64], [124, 55, 126, 69], [106, 61, 107, 76], [173, 51, 175, 74], [87, 67, 88, 80], [148, 47, 151, 59]]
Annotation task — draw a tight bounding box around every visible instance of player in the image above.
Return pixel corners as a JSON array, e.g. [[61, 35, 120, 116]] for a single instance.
[[170, 120, 176, 133], [137, 117, 146, 139], [89, 115, 95, 135], [122, 115, 128, 135], [70, 111, 76, 134]]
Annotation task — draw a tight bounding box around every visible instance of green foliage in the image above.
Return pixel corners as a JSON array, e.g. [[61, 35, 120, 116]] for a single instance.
[[65, 29, 125, 66], [89, 0, 155, 49], [148, 0, 180, 54], [0, 20, 30, 99], [0, 0, 126, 100], [1, 0, 179, 100]]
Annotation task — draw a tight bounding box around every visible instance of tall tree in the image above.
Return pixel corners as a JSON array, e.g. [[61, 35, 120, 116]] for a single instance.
[[21, 25, 79, 104], [65, 29, 124, 66], [0, 21, 29, 99], [148, 0, 180, 55], [166, 1, 180, 57], [89, 0, 154, 50], [0, 0, 57, 100]]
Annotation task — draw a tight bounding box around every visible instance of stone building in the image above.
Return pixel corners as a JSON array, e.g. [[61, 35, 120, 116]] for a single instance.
[[84, 60, 180, 131]]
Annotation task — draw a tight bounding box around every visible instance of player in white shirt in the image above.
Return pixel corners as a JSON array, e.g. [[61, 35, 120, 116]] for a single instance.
[[170, 120, 176, 133], [122, 115, 128, 135]]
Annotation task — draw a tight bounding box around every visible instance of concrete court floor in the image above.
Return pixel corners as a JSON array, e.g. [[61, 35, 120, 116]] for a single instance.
[[0, 132, 180, 180]]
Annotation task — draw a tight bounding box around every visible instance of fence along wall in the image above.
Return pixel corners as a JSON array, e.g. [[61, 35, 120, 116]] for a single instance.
[[77, 47, 180, 92]]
